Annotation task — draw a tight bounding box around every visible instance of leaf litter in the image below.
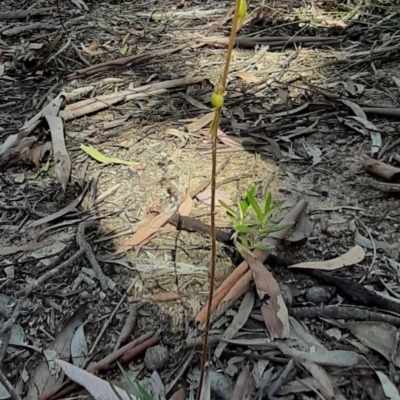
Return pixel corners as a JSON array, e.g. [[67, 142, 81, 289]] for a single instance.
[[1, 0, 400, 398]]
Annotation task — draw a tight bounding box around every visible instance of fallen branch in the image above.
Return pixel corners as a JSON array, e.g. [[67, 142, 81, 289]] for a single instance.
[[2, 16, 86, 36], [196, 35, 343, 49], [289, 306, 400, 327], [76, 221, 107, 289], [0, 7, 56, 21], [60, 76, 206, 120], [66, 44, 202, 80], [94, 332, 154, 371]]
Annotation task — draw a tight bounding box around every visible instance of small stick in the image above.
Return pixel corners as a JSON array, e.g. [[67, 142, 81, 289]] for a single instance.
[[87, 279, 136, 360], [113, 304, 138, 352], [0, 369, 22, 400]]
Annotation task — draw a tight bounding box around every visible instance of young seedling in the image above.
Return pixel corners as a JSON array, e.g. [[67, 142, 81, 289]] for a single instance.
[[220, 186, 292, 251]]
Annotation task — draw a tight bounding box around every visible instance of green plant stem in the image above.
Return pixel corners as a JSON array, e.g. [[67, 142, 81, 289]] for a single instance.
[[221, 0, 241, 91], [196, 1, 241, 400]]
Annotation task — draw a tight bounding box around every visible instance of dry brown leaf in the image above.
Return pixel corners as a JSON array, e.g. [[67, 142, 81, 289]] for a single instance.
[[180, 92, 210, 110], [178, 194, 193, 217], [196, 188, 234, 206], [323, 19, 348, 29], [0, 239, 54, 256], [116, 206, 178, 254], [363, 157, 400, 181], [28, 305, 87, 399], [27, 141, 52, 169], [185, 112, 215, 133], [289, 245, 365, 271], [217, 129, 243, 149], [46, 115, 71, 192], [278, 87, 289, 111], [231, 367, 255, 400], [232, 106, 245, 120], [236, 243, 290, 339], [215, 290, 254, 358], [236, 71, 259, 83], [29, 182, 89, 227]]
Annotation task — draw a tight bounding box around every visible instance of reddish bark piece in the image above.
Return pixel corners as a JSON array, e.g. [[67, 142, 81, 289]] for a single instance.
[[363, 157, 400, 181]]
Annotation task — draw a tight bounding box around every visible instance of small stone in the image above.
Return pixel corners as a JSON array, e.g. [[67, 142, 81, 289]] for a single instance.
[[305, 286, 332, 304], [279, 283, 293, 307], [144, 345, 169, 371]]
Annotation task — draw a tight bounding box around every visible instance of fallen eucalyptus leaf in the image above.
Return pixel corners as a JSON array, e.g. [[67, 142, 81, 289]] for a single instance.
[[81, 144, 138, 166], [289, 245, 365, 271]]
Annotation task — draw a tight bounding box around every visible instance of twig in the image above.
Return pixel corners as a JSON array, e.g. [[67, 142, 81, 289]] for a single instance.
[[356, 218, 377, 284], [0, 369, 22, 400], [113, 304, 138, 351], [0, 7, 56, 20], [16, 248, 85, 298], [354, 177, 400, 194], [2, 16, 86, 36], [87, 279, 136, 359], [289, 306, 400, 327], [76, 221, 107, 289], [0, 300, 22, 338]]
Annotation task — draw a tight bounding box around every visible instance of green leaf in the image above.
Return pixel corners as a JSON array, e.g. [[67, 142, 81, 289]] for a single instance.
[[234, 225, 251, 234], [110, 381, 134, 400], [259, 223, 294, 236], [263, 201, 284, 224], [116, 363, 152, 400], [81, 144, 138, 166], [264, 192, 272, 215], [219, 200, 237, 218], [226, 214, 240, 227], [252, 242, 274, 251], [240, 199, 250, 215], [237, 199, 244, 222], [246, 187, 263, 224]]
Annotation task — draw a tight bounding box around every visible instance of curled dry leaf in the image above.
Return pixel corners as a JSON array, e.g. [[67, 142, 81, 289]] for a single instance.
[[215, 290, 255, 359], [278, 87, 289, 111], [231, 367, 255, 400], [186, 112, 214, 133], [289, 245, 365, 271], [28, 304, 87, 399], [178, 194, 193, 217], [236, 71, 259, 84], [363, 156, 400, 181], [196, 188, 234, 206], [27, 142, 52, 169], [115, 206, 178, 254], [236, 243, 289, 339]]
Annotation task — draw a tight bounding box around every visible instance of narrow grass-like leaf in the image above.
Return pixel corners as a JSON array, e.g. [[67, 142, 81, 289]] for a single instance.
[[219, 200, 237, 218], [234, 225, 252, 234], [263, 201, 284, 224], [246, 188, 263, 224], [264, 192, 272, 216], [259, 223, 294, 236], [253, 243, 274, 251]]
